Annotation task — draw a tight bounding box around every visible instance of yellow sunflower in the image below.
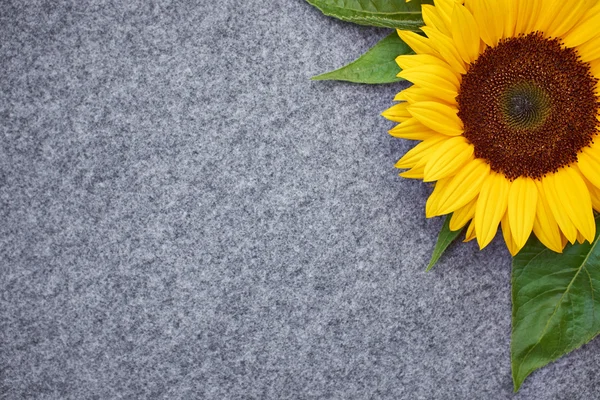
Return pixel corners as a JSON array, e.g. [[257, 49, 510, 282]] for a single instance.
[[384, 0, 600, 255]]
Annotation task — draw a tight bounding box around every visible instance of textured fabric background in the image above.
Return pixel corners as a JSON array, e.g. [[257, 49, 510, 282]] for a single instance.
[[2, 1, 599, 398]]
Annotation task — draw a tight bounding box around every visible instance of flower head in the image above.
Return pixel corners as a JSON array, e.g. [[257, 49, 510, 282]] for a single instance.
[[384, 0, 600, 255]]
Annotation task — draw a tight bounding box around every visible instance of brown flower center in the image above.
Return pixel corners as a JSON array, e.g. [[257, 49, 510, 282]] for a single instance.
[[457, 32, 600, 180]]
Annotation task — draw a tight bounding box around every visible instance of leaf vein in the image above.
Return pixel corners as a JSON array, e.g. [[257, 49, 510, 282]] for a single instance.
[[515, 232, 600, 379]]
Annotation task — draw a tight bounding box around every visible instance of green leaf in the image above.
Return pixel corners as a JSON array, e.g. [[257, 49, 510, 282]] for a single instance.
[[312, 32, 411, 84], [306, 0, 433, 30], [511, 216, 600, 392], [426, 214, 463, 271]]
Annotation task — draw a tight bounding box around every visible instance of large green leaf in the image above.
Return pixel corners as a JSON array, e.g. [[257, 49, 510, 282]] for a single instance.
[[312, 32, 411, 84], [306, 0, 433, 30], [426, 214, 464, 271], [511, 216, 600, 391]]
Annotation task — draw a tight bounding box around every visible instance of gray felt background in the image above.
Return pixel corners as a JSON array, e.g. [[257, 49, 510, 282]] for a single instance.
[[2, 0, 599, 399]]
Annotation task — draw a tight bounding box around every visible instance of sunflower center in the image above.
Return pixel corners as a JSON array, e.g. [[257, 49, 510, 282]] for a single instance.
[[457, 32, 600, 180], [501, 81, 551, 129]]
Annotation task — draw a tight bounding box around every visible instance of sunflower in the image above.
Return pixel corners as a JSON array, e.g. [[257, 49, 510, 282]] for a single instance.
[[384, 0, 600, 255]]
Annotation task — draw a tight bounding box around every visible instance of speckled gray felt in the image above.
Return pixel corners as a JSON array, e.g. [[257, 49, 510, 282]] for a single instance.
[[2, 1, 599, 399]]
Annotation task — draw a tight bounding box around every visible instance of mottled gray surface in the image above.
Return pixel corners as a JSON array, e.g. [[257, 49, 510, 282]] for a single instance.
[[1, 0, 599, 399]]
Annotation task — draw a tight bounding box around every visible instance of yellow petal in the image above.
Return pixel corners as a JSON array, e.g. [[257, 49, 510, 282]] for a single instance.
[[475, 172, 510, 249], [501, 212, 521, 256], [544, 168, 596, 243], [498, 0, 516, 38], [397, 30, 438, 55], [399, 64, 460, 88], [388, 118, 445, 140], [422, 4, 452, 36], [432, 0, 456, 34], [396, 54, 456, 78], [450, 196, 477, 231], [507, 177, 538, 249], [400, 164, 426, 179], [464, 218, 476, 242], [451, 4, 480, 64], [398, 66, 459, 104], [572, 33, 600, 63], [467, 0, 502, 47], [408, 102, 463, 136], [555, 167, 596, 243], [589, 59, 600, 79], [396, 86, 453, 105], [522, 0, 543, 34], [542, 173, 578, 244], [423, 136, 474, 182], [583, 176, 600, 211], [426, 177, 452, 216], [562, 2, 600, 48], [395, 136, 448, 169], [561, 232, 569, 249], [428, 158, 490, 217], [420, 26, 467, 75], [545, 0, 594, 38], [576, 146, 600, 189], [381, 102, 411, 122], [577, 231, 587, 244], [530, 0, 563, 35], [532, 180, 564, 253], [514, 0, 537, 35]]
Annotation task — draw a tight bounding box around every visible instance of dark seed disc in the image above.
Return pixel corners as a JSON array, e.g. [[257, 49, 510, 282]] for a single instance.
[[457, 32, 599, 180]]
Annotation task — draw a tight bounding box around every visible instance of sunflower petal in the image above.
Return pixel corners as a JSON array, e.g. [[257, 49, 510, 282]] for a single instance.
[[544, 168, 595, 243], [423, 136, 474, 182], [408, 102, 463, 136], [555, 167, 596, 243], [388, 118, 445, 140], [398, 67, 459, 104], [576, 231, 587, 244], [545, 0, 594, 38], [562, 2, 600, 48], [464, 218, 477, 242], [395, 54, 456, 76], [501, 212, 521, 256], [399, 164, 426, 179], [429, 158, 490, 217], [420, 26, 467, 75], [514, 0, 537, 35], [531, 0, 563, 36], [396, 86, 454, 105], [450, 196, 477, 231], [532, 181, 564, 253], [432, 0, 456, 34], [451, 4, 480, 64], [475, 172, 510, 249], [397, 30, 438, 55], [542, 173, 578, 244], [395, 136, 448, 169], [467, 0, 502, 47], [522, 0, 543, 34], [498, 0, 516, 38], [507, 177, 538, 249], [399, 64, 460, 88], [381, 103, 411, 122], [576, 146, 600, 189], [589, 59, 600, 79], [426, 177, 452, 217], [422, 4, 451, 36], [573, 34, 600, 62], [582, 176, 600, 211]]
